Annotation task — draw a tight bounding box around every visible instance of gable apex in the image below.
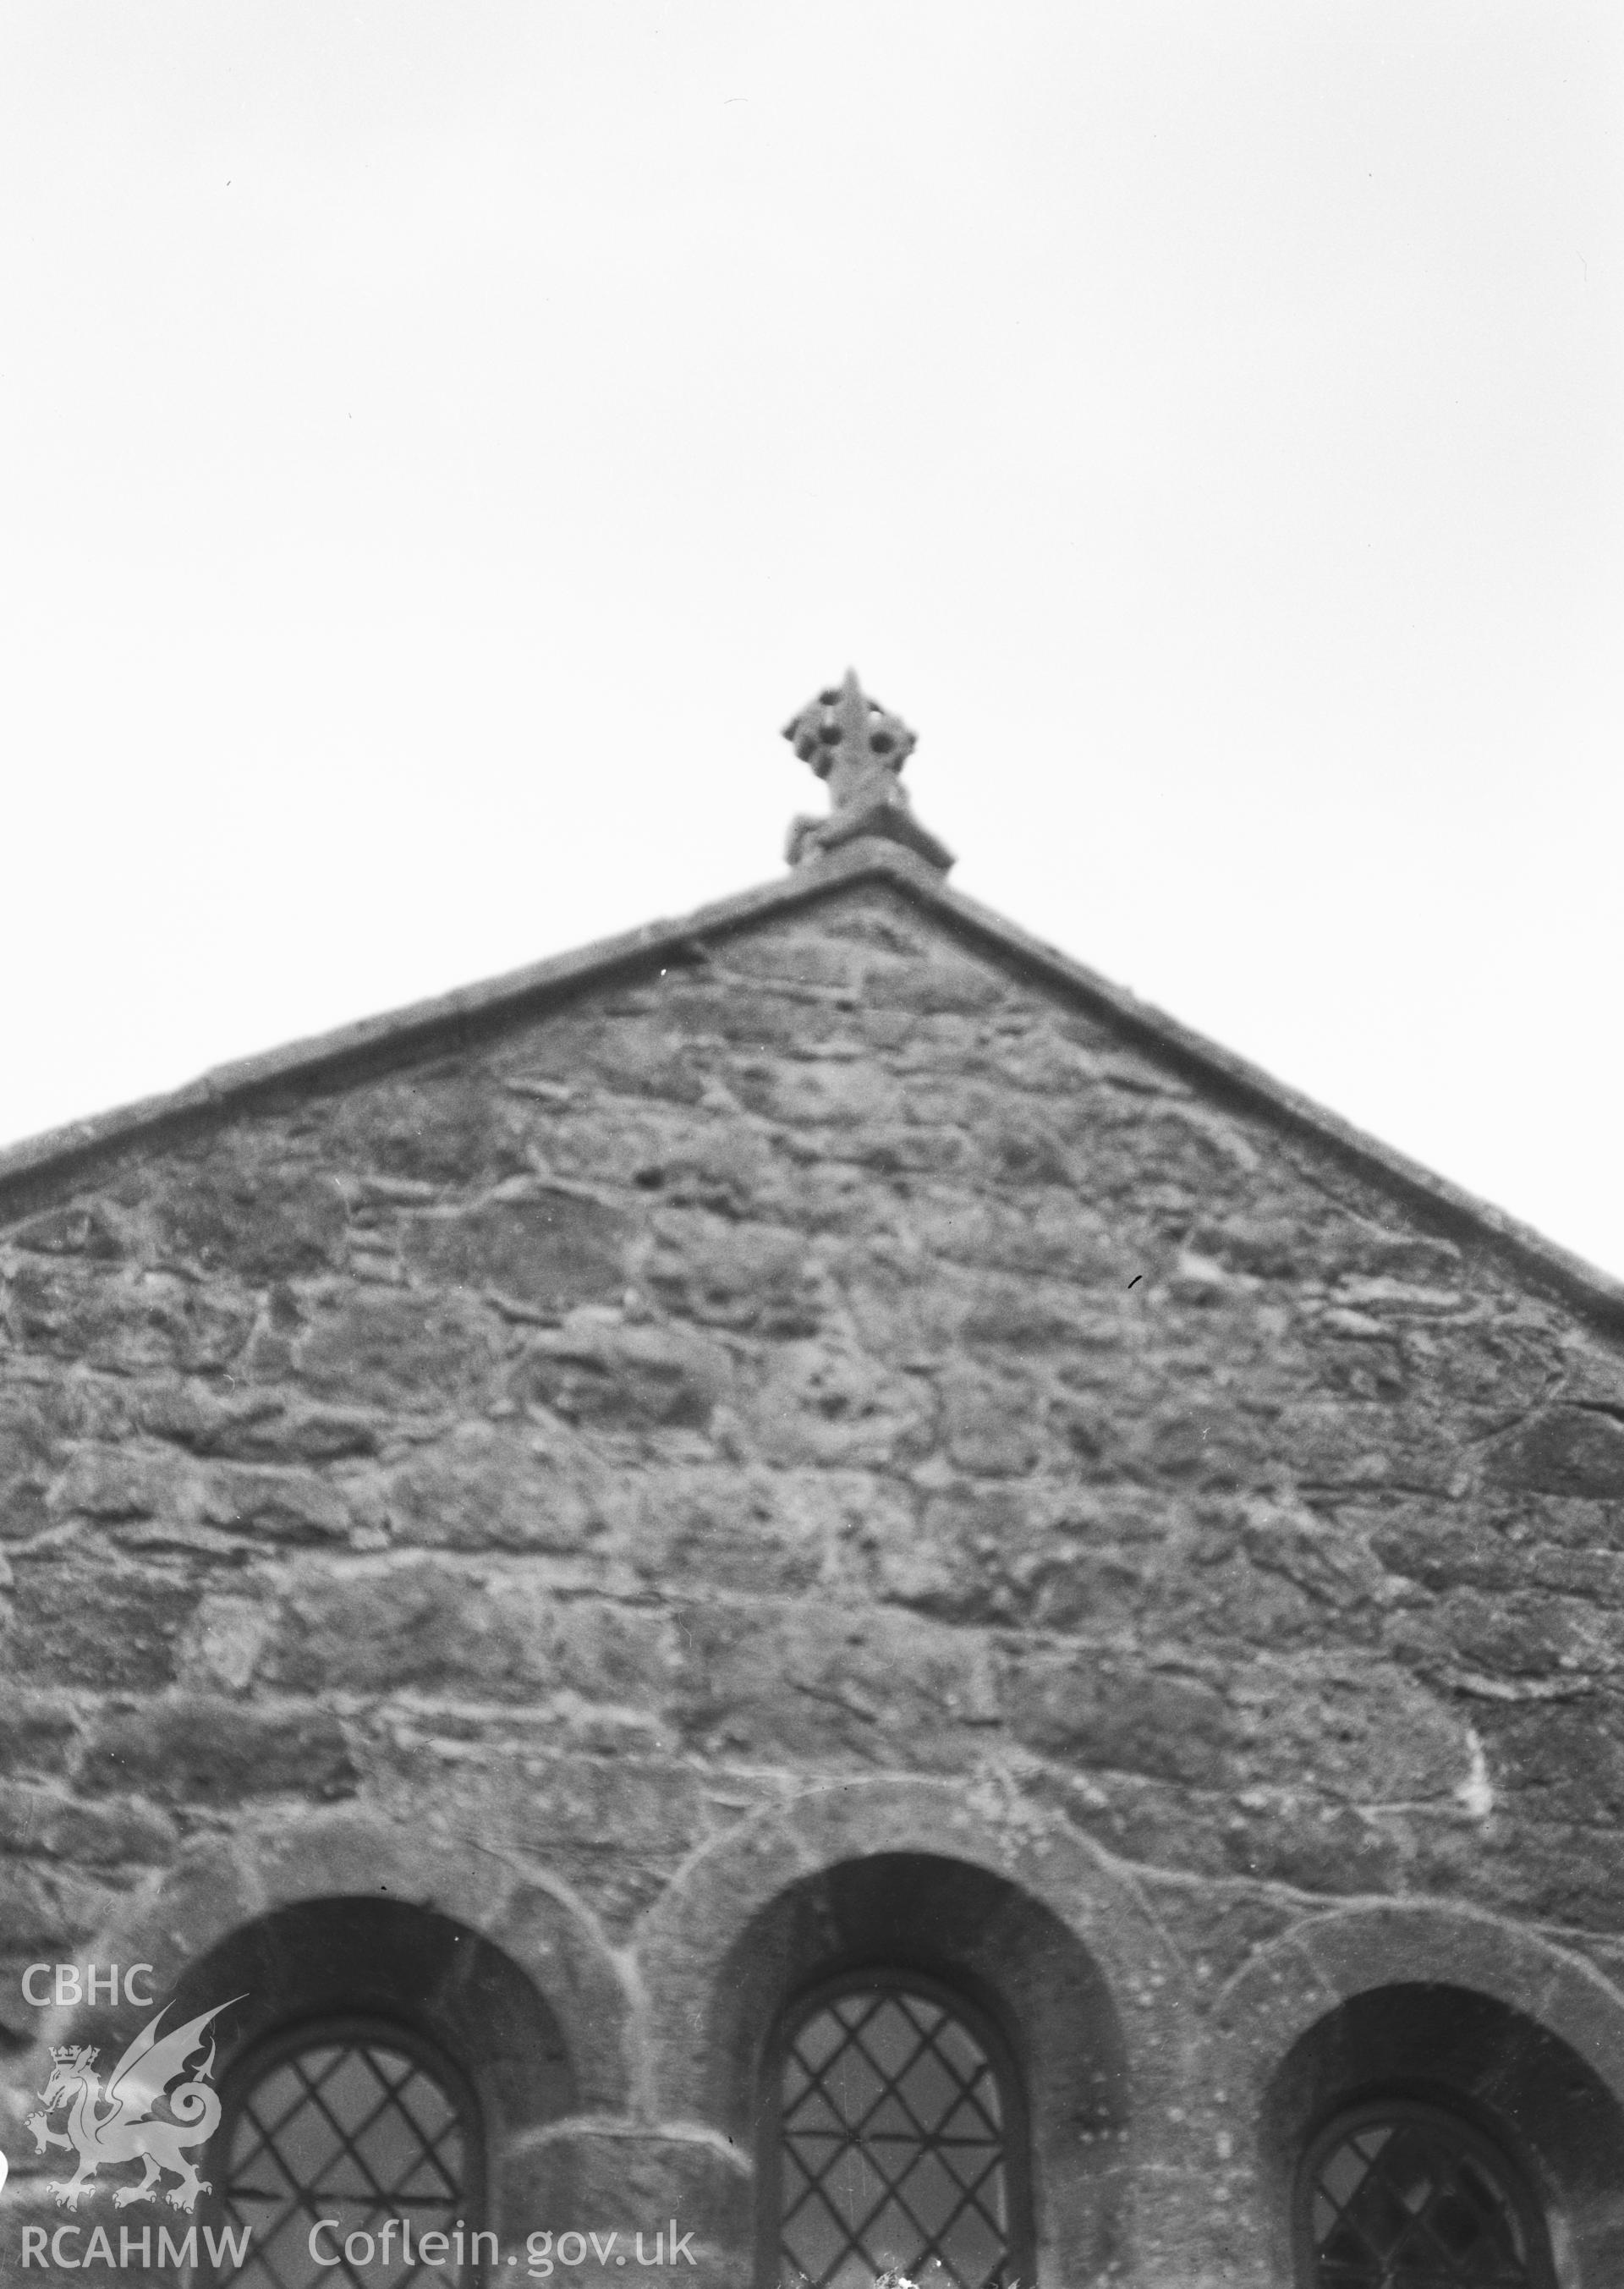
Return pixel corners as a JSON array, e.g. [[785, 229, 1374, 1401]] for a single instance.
[[1, 835, 1620, 1335]]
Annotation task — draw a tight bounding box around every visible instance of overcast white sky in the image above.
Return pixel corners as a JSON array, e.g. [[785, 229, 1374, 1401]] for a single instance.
[[3, 3, 1621, 1276]]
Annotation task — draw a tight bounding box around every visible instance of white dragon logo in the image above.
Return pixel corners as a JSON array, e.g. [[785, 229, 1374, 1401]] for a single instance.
[[24, 1998, 239, 2212]]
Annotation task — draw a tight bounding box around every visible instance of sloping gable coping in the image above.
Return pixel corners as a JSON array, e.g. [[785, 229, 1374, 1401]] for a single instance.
[[3, 841, 1621, 1334]]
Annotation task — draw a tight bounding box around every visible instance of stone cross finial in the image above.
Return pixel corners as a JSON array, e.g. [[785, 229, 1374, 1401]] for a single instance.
[[782, 669, 954, 873]]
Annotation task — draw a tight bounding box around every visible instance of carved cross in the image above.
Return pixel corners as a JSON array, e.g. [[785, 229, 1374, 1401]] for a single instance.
[[781, 670, 952, 873]]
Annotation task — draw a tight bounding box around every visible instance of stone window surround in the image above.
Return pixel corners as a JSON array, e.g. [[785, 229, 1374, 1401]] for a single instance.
[[11, 1788, 1624, 2285], [1223, 1908, 1624, 2286]]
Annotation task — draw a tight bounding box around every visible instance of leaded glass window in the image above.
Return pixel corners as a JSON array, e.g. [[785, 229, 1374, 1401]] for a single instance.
[[772, 1981, 1024, 2289], [1298, 2102, 1554, 2289], [204, 2023, 481, 2289]]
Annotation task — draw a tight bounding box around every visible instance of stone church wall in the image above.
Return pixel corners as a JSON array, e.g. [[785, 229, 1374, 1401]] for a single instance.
[[3, 873, 1624, 2284]]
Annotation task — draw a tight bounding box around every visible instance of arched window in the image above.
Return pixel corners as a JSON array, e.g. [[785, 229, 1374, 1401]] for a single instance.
[[1296, 2100, 1556, 2289], [765, 1974, 1031, 2289], [202, 2017, 485, 2288]]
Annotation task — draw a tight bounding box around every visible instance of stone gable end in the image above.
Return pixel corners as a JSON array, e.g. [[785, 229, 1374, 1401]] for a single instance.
[[5, 873, 1624, 2286]]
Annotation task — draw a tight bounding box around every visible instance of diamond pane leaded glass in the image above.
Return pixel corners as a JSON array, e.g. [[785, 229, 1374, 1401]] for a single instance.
[[1303, 2111, 1543, 2288], [209, 2035, 475, 2289], [779, 1990, 1012, 2289]]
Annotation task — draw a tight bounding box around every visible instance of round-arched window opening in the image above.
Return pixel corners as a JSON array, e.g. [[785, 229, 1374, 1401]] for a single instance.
[[1295, 2099, 1556, 2289], [765, 1973, 1031, 2289], [200, 2017, 486, 2288]]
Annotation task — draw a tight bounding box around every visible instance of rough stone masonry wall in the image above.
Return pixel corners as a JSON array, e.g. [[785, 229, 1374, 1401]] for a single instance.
[[4, 876, 1624, 2284]]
